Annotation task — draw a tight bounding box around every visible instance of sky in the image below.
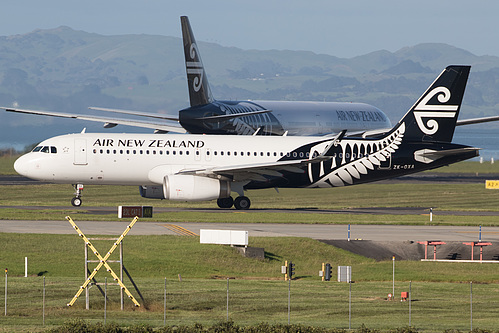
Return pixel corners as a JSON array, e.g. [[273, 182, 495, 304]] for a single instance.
[[2, 0, 499, 59]]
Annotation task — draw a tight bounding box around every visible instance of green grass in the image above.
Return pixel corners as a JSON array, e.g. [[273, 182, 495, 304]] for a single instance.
[[2, 181, 499, 225], [2, 159, 499, 331], [1, 234, 499, 332], [0, 155, 18, 175]]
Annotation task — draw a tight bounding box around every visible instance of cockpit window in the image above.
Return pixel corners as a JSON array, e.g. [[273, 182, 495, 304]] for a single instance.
[[33, 146, 57, 154]]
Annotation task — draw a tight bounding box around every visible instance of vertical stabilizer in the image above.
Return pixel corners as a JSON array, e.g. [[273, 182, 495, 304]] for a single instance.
[[398, 65, 470, 143], [181, 16, 214, 107]]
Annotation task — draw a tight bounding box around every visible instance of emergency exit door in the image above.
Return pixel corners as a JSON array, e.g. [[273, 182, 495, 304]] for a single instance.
[[74, 139, 88, 165]]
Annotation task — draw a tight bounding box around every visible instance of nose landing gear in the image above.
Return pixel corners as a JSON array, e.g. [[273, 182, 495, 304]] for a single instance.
[[71, 184, 84, 207]]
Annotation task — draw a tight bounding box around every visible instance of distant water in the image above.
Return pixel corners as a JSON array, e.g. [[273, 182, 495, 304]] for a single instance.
[[1, 127, 498, 161], [453, 127, 499, 161]]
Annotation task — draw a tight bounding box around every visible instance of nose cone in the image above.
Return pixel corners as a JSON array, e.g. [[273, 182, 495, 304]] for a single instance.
[[13, 154, 29, 177]]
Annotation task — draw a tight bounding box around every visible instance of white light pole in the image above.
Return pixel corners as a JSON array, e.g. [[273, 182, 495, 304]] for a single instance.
[[392, 256, 395, 300]]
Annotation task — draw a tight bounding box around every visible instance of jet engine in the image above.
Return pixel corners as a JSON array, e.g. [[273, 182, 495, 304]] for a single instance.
[[163, 175, 231, 201], [139, 185, 165, 199]]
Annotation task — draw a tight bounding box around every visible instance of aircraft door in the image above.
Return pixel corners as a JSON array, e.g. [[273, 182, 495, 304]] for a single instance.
[[74, 139, 88, 165], [377, 152, 392, 170]]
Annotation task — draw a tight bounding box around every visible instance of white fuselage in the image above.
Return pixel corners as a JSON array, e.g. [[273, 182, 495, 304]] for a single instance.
[[14, 132, 321, 186]]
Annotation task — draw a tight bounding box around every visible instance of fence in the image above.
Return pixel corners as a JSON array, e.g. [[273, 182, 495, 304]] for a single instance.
[[2, 275, 498, 331]]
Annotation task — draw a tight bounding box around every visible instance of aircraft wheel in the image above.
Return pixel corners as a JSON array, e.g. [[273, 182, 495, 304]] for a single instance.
[[234, 196, 251, 210], [71, 197, 82, 207], [217, 197, 234, 209]]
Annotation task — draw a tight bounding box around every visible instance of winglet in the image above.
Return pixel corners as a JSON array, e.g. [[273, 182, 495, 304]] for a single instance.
[[181, 16, 214, 107]]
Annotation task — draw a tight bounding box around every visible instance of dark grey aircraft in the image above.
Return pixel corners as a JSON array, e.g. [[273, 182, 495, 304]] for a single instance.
[[3, 16, 393, 136], [4, 17, 499, 135]]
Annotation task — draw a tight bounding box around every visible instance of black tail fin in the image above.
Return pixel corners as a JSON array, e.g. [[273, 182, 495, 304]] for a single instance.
[[398, 65, 470, 142], [181, 16, 214, 107]]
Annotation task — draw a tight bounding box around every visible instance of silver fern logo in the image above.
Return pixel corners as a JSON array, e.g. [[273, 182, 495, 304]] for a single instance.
[[308, 123, 405, 187], [413, 87, 458, 135]]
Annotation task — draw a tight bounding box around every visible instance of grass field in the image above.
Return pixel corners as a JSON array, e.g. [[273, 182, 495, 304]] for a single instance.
[[1, 234, 499, 332], [2, 157, 499, 331]]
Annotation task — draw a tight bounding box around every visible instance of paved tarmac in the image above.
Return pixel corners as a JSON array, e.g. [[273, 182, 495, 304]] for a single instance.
[[0, 220, 497, 242], [2, 174, 499, 242]]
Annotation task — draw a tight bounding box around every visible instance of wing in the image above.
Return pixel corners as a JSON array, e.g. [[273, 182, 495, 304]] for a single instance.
[[3, 107, 186, 133], [176, 131, 347, 182], [88, 107, 179, 121], [179, 159, 307, 182]]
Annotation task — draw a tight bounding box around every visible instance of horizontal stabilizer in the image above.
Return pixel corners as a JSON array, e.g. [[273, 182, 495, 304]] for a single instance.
[[414, 147, 480, 164], [456, 115, 499, 126]]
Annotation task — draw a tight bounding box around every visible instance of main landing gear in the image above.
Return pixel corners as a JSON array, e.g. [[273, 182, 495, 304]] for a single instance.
[[217, 196, 251, 210], [71, 183, 84, 207]]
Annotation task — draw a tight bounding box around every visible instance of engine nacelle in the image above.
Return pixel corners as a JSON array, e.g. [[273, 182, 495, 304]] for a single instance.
[[139, 185, 165, 199], [163, 175, 231, 201]]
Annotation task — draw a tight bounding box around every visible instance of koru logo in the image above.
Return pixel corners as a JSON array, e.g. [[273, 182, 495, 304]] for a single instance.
[[413, 87, 458, 135], [186, 43, 203, 92]]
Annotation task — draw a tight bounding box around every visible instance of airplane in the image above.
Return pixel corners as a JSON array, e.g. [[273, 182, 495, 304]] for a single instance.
[[3, 16, 393, 136], [12, 65, 479, 209]]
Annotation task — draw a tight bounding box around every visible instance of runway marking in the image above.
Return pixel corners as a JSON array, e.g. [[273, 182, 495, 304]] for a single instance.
[[161, 224, 198, 236]]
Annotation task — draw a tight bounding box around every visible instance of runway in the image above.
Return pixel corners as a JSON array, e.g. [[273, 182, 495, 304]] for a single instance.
[[1, 174, 499, 242], [0, 219, 496, 242]]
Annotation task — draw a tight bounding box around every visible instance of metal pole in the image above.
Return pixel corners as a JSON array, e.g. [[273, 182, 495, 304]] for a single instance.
[[348, 224, 351, 242], [288, 278, 291, 324], [226, 278, 229, 321], [409, 281, 411, 327], [163, 277, 166, 326], [4, 269, 7, 316], [470, 281, 473, 331], [43, 276, 46, 326], [430, 208, 433, 222], [85, 243, 89, 310], [392, 256, 395, 300], [25, 257, 28, 278], [120, 241, 124, 311], [104, 277, 107, 325], [479, 225, 482, 242], [348, 280, 352, 329]]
